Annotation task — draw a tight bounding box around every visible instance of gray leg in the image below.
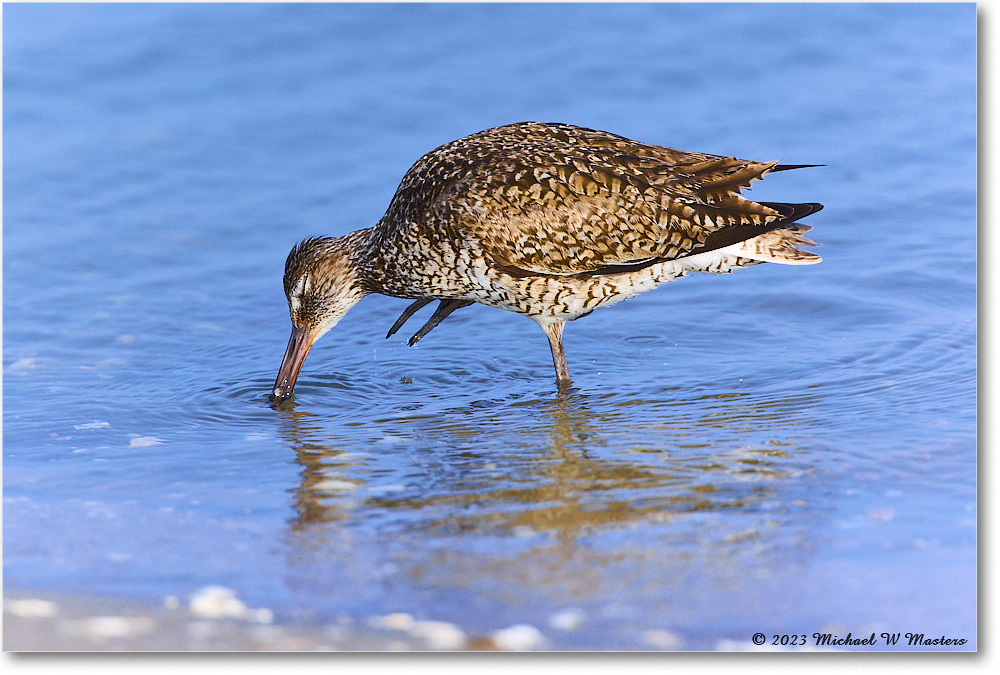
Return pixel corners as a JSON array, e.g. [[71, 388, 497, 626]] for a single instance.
[[386, 298, 433, 339], [541, 321, 572, 387], [408, 299, 474, 346]]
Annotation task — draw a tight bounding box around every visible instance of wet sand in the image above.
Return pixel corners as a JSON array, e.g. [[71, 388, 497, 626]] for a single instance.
[[3, 587, 566, 652]]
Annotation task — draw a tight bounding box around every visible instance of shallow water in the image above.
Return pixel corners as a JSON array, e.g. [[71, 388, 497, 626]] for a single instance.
[[3, 3, 976, 650]]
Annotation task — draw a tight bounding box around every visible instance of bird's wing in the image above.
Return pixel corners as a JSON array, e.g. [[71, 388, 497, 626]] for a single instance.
[[420, 123, 804, 277]]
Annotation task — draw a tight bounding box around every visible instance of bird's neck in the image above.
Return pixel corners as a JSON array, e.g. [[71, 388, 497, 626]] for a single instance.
[[350, 218, 412, 297]]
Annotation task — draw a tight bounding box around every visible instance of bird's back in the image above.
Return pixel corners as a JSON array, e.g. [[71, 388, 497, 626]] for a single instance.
[[369, 122, 818, 284]]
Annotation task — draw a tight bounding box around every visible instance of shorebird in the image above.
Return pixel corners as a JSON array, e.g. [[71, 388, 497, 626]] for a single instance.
[[270, 122, 821, 402]]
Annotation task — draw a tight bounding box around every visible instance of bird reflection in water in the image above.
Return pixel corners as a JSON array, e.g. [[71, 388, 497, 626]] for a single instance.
[[273, 388, 817, 542]]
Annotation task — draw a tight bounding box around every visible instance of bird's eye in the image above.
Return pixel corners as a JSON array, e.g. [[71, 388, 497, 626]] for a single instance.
[[288, 275, 311, 315]]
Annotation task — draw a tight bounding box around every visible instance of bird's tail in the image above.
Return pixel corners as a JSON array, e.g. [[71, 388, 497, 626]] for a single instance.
[[736, 223, 821, 265]]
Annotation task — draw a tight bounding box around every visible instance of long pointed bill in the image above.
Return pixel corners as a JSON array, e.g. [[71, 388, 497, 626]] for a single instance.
[[269, 324, 316, 403]]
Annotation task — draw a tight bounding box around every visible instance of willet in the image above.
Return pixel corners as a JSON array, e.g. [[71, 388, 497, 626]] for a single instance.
[[270, 122, 821, 402]]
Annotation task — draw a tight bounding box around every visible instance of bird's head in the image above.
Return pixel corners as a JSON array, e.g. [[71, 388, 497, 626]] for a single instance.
[[269, 235, 367, 404]]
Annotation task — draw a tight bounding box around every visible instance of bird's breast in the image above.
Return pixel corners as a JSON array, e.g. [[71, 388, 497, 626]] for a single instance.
[[363, 214, 710, 320]]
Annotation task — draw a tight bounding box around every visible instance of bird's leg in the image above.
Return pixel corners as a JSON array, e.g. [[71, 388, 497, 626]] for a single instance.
[[541, 321, 572, 388], [386, 298, 433, 339], [408, 299, 474, 346]]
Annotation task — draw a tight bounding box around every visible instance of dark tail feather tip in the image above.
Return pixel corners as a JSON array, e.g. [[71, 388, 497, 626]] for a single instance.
[[772, 164, 825, 172]]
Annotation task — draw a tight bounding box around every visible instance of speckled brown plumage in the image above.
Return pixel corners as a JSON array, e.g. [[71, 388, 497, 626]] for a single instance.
[[269, 122, 822, 402]]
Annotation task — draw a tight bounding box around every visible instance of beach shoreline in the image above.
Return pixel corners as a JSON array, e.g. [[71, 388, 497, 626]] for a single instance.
[[3, 587, 487, 652]]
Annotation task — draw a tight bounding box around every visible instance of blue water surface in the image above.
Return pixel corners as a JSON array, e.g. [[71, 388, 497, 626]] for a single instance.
[[3, 3, 976, 650]]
